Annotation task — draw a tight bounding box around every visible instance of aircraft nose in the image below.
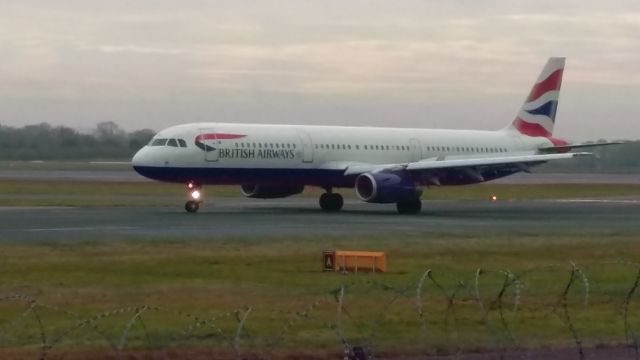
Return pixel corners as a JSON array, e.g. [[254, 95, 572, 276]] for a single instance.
[[131, 147, 149, 167]]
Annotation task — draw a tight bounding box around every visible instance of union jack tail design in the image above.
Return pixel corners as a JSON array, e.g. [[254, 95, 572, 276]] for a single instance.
[[508, 57, 565, 137]]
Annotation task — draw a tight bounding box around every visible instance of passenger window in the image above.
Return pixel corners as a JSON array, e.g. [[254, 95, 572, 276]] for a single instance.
[[347, 145, 351, 150], [356, 145, 359, 150]]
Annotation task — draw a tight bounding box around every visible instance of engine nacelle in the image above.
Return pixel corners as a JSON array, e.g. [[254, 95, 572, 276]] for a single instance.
[[240, 184, 304, 199], [355, 172, 422, 203]]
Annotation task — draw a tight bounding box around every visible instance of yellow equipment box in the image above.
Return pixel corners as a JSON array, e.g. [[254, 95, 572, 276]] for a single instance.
[[323, 250, 386, 273]]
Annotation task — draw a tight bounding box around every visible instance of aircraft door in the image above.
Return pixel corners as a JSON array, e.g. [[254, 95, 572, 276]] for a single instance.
[[297, 131, 314, 163], [409, 138, 422, 162], [198, 128, 220, 162]]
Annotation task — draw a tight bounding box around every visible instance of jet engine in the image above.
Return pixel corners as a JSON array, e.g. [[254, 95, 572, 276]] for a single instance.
[[355, 172, 422, 203], [240, 184, 304, 199]]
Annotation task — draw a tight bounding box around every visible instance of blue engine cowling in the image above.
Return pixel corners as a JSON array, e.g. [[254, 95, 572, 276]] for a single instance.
[[240, 184, 304, 199], [355, 172, 422, 203]]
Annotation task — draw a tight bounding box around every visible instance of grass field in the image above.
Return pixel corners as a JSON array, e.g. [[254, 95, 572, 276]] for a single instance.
[[0, 160, 131, 171], [2, 179, 640, 207], [1, 233, 640, 358], [2, 179, 640, 358]]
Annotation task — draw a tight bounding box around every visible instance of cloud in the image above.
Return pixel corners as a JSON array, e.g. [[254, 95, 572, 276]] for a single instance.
[[88, 45, 189, 55], [0, 0, 638, 139]]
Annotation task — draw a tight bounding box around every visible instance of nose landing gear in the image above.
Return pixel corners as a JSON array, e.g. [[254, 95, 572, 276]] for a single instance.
[[185, 182, 202, 213]]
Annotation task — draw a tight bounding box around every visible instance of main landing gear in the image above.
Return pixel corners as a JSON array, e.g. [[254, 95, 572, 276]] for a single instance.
[[319, 191, 343, 212], [396, 198, 422, 215], [185, 182, 202, 213]]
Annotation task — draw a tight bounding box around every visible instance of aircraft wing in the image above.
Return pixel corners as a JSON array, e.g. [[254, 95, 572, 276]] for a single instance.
[[343, 152, 592, 176]]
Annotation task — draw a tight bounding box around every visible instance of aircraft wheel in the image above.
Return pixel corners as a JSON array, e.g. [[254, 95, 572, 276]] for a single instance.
[[185, 200, 200, 213], [319, 193, 343, 212], [396, 198, 421, 215]]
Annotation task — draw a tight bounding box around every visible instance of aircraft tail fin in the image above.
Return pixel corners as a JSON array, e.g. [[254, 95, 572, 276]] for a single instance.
[[506, 57, 565, 137]]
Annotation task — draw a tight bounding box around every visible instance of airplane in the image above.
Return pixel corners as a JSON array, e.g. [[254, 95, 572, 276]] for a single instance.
[[132, 57, 620, 214]]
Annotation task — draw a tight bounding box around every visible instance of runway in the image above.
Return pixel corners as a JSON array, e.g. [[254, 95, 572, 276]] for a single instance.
[[2, 197, 639, 241]]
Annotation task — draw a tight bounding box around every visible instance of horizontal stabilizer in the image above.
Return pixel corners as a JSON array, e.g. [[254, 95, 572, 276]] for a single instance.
[[538, 141, 626, 152]]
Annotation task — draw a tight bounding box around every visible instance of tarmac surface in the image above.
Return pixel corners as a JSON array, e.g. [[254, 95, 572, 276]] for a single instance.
[[2, 197, 639, 241], [1, 168, 640, 184]]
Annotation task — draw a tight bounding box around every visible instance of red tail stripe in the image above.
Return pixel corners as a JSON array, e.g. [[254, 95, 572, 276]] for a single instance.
[[548, 137, 569, 148], [513, 118, 552, 137], [514, 120, 570, 151], [526, 69, 563, 102]]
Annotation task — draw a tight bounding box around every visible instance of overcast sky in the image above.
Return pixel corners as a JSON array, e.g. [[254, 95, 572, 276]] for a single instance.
[[0, 0, 638, 140]]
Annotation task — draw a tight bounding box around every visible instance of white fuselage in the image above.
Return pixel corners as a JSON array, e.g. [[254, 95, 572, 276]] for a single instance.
[[132, 122, 553, 188]]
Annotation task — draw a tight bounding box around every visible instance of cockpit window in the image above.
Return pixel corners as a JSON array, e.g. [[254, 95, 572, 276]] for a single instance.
[[150, 138, 168, 146], [177, 139, 187, 148], [167, 139, 178, 147]]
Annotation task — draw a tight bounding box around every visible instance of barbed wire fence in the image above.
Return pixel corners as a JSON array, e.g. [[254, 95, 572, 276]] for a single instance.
[[2, 261, 640, 359]]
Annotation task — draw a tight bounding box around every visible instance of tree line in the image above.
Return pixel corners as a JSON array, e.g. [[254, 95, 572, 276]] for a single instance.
[[0, 122, 638, 172], [0, 122, 154, 160]]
